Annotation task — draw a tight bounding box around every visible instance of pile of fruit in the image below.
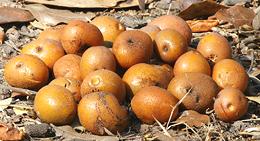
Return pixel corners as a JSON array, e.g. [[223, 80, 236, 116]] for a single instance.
[[3, 15, 249, 135]]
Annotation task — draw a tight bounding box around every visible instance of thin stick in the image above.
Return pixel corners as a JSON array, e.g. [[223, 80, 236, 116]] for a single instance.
[[247, 51, 255, 73], [166, 3, 172, 15], [153, 116, 172, 137], [240, 118, 260, 122], [0, 84, 37, 96], [0, 104, 33, 110], [166, 87, 192, 129], [182, 122, 202, 141]]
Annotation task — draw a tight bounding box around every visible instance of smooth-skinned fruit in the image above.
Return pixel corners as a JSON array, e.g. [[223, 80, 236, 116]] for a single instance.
[[149, 15, 192, 44], [4, 54, 49, 89], [214, 88, 248, 122], [197, 33, 232, 63], [212, 59, 248, 92], [131, 86, 179, 124], [49, 77, 81, 102], [92, 16, 125, 47], [112, 30, 153, 69], [21, 39, 65, 69], [123, 63, 172, 95], [80, 46, 116, 80], [34, 85, 77, 125], [154, 29, 188, 64], [173, 50, 211, 76], [38, 25, 64, 42], [60, 20, 104, 54], [167, 72, 219, 113], [81, 69, 126, 104], [78, 91, 129, 135], [53, 54, 81, 81]]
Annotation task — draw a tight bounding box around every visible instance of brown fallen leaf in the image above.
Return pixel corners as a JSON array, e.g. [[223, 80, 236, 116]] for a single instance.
[[178, 0, 227, 20], [25, 4, 96, 26], [0, 123, 24, 141], [52, 125, 119, 140], [24, 0, 153, 8], [0, 7, 34, 24], [178, 0, 202, 11], [215, 5, 255, 28], [187, 20, 219, 32], [176, 110, 210, 127], [0, 29, 4, 45]]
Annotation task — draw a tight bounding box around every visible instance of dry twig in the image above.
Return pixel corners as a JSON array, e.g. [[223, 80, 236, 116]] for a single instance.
[[0, 84, 37, 96]]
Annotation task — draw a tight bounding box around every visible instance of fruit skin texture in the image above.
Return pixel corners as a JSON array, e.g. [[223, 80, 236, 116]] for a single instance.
[[61, 20, 104, 54], [21, 39, 65, 69], [78, 92, 129, 135], [214, 88, 248, 122], [149, 15, 192, 45], [112, 30, 153, 69], [123, 63, 172, 95], [91, 16, 125, 47], [155, 29, 188, 64], [140, 25, 161, 41], [167, 72, 219, 113], [53, 54, 81, 81], [80, 46, 116, 80], [173, 50, 211, 76], [81, 69, 126, 104], [131, 86, 179, 124], [212, 59, 248, 92], [34, 85, 77, 125], [197, 33, 232, 63], [38, 26, 64, 42], [49, 77, 81, 102], [4, 54, 49, 89]]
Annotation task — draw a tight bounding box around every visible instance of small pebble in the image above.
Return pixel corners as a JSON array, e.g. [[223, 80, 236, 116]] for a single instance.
[[25, 123, 56, 138]]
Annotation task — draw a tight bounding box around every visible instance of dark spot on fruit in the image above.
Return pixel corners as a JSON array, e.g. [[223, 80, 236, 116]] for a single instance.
[[36, 46, 43, 52], [127, 38, 134, 45], [195, 95, 200, 103], [163, 45, 169, 52], [16, 62, 23, 68]]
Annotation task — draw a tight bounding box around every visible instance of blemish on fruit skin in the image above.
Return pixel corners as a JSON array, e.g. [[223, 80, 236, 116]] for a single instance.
[[35, 46, 43, 52], [15, 62, 23, 68], [127, 38, 134, 44], [163, 45, 169, 52]]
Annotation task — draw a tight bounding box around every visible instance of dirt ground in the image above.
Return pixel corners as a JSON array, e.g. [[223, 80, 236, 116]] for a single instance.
[[0, 0, 260, 140]]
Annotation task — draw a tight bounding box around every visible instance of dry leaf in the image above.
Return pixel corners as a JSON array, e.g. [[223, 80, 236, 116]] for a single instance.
[[0, 29, 4, 45], [0, 7, 34, 24], [30, 20, 50, 29], [247, 96, 260, 104], [253, 12, 260, 30], [0, 98, 12, 111], [187, 20, 219, 32], [25, 4, 96, 26], [24, 0, 153, 8], [240, 127, 260, 136], [138, 0, 146, 10], [178, 0, 227, 20], [11, 92, 27, 98], [12, 105, 34, 116], [176, 110, 210, 127], [0, 123, 24, 141], [178, 0, 202, 10], [53, 125, 119, 141], [215, 5, 255, 28]]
